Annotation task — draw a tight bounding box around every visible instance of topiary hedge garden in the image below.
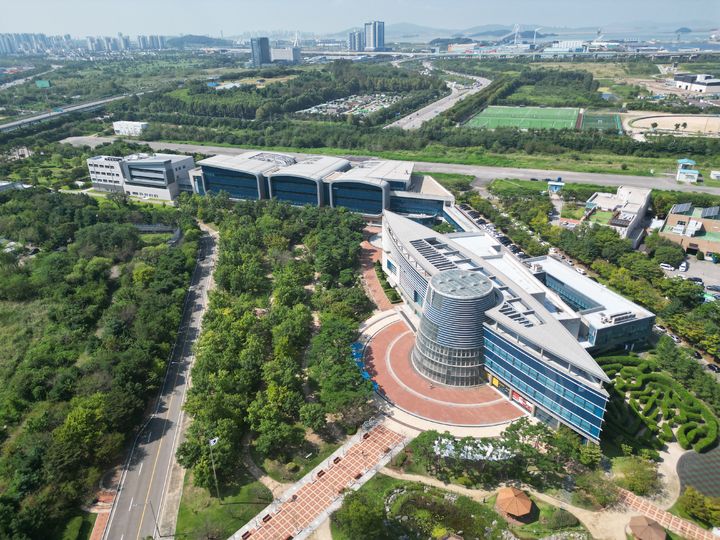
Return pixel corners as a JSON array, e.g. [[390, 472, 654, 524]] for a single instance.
[[598, 355, 718, 454]]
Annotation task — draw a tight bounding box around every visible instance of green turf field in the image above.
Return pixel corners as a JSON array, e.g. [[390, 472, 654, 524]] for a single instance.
[[581, 112, 622, 133], [466, 106, 579, 129]]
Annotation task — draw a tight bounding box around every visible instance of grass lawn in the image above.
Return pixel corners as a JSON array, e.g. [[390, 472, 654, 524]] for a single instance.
[[418, 171, 474, 193], [175, 468, 272, 540], [510, 499, 588, 540], [165, 136, 720, 177], [140, 232, 172, 246], [588, 210, 615, 224], [466, 106, 579, 130], [582, 113, 622, 133], [667, 500, 713, 531], [561, 206, 586, 220], [489, 178, 549, 198], [51, 511, 96, 540], [251, 431, 341, 483]]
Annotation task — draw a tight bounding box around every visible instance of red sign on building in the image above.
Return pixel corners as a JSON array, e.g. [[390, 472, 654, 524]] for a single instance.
[[512, 391, 534, 413]]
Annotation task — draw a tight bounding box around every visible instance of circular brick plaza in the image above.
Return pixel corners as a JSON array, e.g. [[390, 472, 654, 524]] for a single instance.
[[364, 320, 526, 426]]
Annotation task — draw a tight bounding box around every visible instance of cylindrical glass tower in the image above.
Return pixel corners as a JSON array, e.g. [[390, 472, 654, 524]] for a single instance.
[[412, 269, 498, 387]]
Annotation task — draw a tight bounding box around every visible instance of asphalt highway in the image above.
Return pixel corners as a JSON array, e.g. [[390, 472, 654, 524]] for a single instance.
[[63, 136, 720, 196], [385, 63, 491, 130], [103, 230, 217, 540], [0, 95, 127, 132]]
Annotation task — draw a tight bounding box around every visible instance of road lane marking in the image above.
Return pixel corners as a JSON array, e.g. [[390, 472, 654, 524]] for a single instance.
[[134, 243, 209, 540], [138, 462, 143, 476], [129, 497, 133, 511]]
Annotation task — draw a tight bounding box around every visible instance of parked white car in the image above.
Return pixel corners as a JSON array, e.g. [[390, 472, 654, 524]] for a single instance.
[[679, 261, 688, 272], [576, 267, 587, 275], [659, 263, 675, 271]]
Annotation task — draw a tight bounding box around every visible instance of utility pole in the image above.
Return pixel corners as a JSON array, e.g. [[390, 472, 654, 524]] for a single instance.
[[148, 499, 160, 539], [209, 437, 221, 500]]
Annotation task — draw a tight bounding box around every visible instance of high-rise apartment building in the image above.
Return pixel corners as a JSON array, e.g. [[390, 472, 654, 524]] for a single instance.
[[364, 20, 385, 51], [347, 30, 365, 52], [250, 37, 271, 67]]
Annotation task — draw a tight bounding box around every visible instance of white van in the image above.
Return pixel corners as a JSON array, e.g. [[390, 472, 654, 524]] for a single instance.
[[659, 263, 675, 271]]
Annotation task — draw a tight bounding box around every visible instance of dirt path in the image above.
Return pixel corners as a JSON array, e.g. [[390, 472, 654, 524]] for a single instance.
[[241, 433, 292, 498], [380, 467, 630, 540]]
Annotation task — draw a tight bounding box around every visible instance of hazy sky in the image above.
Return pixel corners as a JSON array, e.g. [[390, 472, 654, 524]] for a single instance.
[[2, 0, 719, 36]]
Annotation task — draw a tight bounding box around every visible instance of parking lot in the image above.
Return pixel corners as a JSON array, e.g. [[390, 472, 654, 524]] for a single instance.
[[661, 258, 720, 289]]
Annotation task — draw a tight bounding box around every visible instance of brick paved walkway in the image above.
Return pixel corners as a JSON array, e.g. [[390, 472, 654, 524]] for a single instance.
[[230, 424, 406, 540], [620, 489, 716, 540], [360, 236, 394, 312], [365, 321, 525, 426], [87, 492, 114, 540]]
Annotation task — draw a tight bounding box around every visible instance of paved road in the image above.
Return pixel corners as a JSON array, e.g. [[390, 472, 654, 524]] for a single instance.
[[385, 63, 491, 130], [0, 94, 127, 132], [63, 136, 720, 196], [103, 230, 217, 540]]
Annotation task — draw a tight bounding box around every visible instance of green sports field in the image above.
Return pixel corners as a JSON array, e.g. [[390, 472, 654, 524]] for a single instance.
[[581, 112, 622, 133], [466, 106, 580, 130]]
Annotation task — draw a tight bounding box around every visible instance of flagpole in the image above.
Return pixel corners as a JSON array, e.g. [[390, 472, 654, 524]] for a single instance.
[[209, 437, 221, 500]]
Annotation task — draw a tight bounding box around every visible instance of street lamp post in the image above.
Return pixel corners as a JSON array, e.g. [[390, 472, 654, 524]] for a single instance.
[[209, 437, 221, 500]]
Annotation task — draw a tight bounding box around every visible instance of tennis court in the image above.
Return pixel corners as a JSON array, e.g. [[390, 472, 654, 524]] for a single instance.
[[581, 112, 622, 133], [466, 106, 580, 130]]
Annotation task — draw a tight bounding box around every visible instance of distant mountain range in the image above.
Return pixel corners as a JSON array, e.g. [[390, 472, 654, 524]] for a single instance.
[[331, 23, 587, 43], [166, 34, 234, 48]]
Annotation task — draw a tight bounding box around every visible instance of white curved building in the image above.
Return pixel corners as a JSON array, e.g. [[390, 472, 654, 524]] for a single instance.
[[381, 211, 654, 442]]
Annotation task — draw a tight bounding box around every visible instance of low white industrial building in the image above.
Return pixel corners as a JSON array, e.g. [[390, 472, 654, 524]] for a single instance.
[[673, 73, 720, 93], [112, 121, 149, 136], [87, 153, 195, 202]]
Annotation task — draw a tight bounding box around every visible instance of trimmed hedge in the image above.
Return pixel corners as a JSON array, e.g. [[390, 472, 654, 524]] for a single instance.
[[598, 354, 719, 453]]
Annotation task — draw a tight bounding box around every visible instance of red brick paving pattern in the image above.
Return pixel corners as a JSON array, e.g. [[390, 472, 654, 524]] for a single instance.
[[620, 489, 715, 540], [365, 321, 526, 426], [359, 236, 394, 311], [235, 425, 405, 540]]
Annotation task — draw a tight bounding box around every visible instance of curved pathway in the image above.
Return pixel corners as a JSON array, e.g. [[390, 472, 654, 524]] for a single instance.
[[364, 320, 525, 426], [241, 433, 292, 498]]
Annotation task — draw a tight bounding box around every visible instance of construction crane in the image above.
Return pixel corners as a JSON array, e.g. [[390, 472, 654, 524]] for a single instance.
[[533, 27, 542, 45]]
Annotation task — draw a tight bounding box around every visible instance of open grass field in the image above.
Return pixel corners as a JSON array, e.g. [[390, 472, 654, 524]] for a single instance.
[[581, 112, 623, 133], [466, 106, 579, 130], [175, 468, 272, 540], [51, 511, 96, 540], [167, 135, 720, 176], [533, 61, 660, 79]]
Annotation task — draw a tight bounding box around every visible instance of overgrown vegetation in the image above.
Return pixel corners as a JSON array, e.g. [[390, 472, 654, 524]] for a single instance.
[[333, 474, 507, 540], [0, 189, 197, 538]]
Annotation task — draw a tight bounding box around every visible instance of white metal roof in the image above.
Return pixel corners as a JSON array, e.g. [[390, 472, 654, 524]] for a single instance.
[[382, 211, 609, 384], [527, 256, 654, 330], [331, 159, 414, 187], [271, 156, 350, 180], [198, 151, 295, 175]]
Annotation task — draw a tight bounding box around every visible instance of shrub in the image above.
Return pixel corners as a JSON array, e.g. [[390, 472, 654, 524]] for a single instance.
[[392, 452, 408, 468], [547, 508, 580, 529], [660, 423, 674, 443]]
